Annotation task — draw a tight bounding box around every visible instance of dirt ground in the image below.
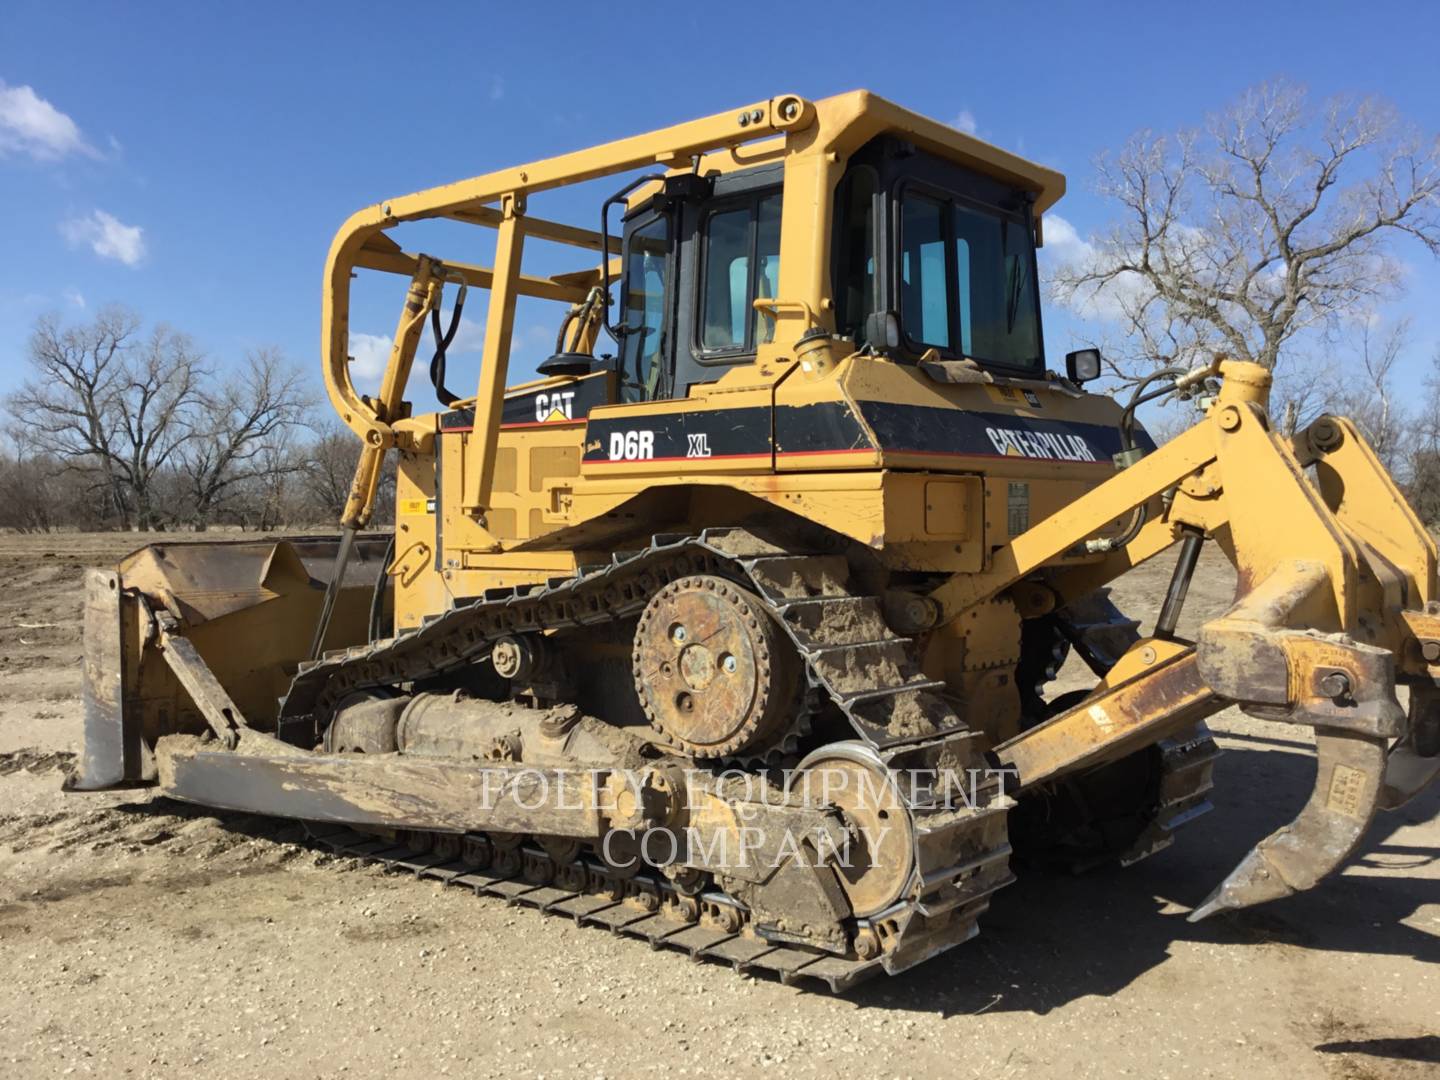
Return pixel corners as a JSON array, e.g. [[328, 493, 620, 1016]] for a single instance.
[[0, 532, 1434, 1080]]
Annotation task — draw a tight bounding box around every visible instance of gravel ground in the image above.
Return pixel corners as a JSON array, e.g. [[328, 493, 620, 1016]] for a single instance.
[[0, 532, 1435, 1080]]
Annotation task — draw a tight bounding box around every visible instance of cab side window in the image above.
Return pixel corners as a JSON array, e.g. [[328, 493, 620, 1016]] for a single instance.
[[698, 192, 781, 355], [619, 214, 670, 402]]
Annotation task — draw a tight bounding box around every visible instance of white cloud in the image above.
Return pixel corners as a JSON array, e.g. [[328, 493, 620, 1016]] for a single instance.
[[1040, 214, 1091, 259], [348, 332, 394, 380], [349, 308, 485, 387], [952, 109, 978, 135], [60, 209, 146, 266], [1040, 213, 1143, 321], [444, 307, 485, 354], [0, 80, 95, 162], [1043, 213, 1220, 328], [64, 288, 86, 308]]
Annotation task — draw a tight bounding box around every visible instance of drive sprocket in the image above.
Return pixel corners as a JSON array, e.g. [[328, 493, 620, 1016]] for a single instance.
[[631, 575, 799, 758]]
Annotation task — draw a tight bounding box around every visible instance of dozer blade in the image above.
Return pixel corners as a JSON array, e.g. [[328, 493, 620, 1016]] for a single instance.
[[69, 535, 390, 791]]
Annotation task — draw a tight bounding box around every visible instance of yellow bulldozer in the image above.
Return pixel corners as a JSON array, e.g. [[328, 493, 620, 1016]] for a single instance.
[[69, 92, 1439, 991]]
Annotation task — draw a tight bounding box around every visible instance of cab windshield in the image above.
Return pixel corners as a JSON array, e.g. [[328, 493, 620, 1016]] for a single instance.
[[898, 191, 1042, 371]]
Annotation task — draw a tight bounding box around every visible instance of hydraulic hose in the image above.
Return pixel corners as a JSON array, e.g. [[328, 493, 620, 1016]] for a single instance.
[[1088, 365, 1188, 553], [554, 310, 578, 356], [568, 288, 602, 353], [428, 277, 468, 408]]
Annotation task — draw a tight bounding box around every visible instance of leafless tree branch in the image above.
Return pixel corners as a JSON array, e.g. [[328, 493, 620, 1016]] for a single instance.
[[1050, 80, 1440, 379]]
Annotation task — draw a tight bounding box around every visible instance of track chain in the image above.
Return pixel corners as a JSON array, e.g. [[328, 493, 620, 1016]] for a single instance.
[[305, 824, 888, 993]]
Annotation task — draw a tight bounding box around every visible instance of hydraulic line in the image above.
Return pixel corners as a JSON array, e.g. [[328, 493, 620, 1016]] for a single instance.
[[554, 310, 578, 356], [368, 532, 397, 642], [1087, 365, 1188, 553], [568, 287, 603, 353], [308, 525, 357, 660], [428, 277, 468, 407]]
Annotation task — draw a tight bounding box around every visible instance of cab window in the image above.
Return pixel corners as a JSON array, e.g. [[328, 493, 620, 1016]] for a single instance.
[[900, 195, 951, 349], [899, 190, 1042, 370], [955, 205, 1040, 367], [619, 214, 670, 402], [698, 192, 781, 354]]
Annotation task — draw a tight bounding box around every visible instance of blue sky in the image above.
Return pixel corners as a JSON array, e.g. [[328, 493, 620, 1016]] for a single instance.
[[2, 0, 1437, 405]]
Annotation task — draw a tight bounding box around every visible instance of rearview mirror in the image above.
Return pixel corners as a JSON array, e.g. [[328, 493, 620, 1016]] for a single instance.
[[1065, 348, 1102, 384]]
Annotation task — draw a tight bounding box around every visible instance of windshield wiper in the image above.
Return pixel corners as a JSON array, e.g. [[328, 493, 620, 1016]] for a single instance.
[[1002, 224, 1028, 334]]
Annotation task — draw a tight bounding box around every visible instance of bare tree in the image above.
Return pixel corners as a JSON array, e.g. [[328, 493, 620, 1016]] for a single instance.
[[117, 323, 206, 528], [1052, 81, 1440, 378], [299, 420, 360, 521], [1328, 318, 1411, 468], [246, 441, 309, 530], [297, 420, 394, 528], [1270, 354, 1343, 437], [178, 348, 313, 527], [0, 438, 63, 533], [8, 307, 205, 529], [1403, 346, 1440, 525]]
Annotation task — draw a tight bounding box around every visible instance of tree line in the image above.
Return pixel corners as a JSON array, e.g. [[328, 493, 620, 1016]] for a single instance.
[[0, 306, 390, 533]]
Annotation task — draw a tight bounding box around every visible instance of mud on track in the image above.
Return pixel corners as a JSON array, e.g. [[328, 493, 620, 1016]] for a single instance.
[[0, 532, 1435, 1079]]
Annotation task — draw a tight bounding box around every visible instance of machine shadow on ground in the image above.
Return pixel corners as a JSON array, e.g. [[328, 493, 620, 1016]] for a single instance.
[[852, 731, 1439, 1019]]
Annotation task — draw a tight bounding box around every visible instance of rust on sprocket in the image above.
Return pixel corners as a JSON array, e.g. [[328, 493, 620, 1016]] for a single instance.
[[631, 575, 799, 758]]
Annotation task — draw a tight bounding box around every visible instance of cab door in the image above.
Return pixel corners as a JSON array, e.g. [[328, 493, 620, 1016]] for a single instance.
[[580, 170, 783, 477], [615, 208, 673, 403], [670, 163, 783, 397]]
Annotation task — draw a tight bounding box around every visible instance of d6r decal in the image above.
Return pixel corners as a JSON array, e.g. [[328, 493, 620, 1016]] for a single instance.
[[609, 430, 656, 461]]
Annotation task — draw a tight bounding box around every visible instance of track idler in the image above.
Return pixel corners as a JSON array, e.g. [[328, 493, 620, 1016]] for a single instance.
[[1190, 576, 1406, 921]]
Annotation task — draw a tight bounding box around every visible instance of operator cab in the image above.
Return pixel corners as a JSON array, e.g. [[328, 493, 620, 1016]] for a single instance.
[[604, 134, 1045, 403]]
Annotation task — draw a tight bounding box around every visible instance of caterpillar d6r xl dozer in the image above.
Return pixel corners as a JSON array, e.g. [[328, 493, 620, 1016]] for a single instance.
[[69, 92, 1440, 992]]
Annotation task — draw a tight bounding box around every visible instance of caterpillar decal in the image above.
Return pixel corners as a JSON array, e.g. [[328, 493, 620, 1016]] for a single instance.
[[984, 426, 1097, 462], [854, 401, 1148, 462], [440, 370, 611, 432]]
